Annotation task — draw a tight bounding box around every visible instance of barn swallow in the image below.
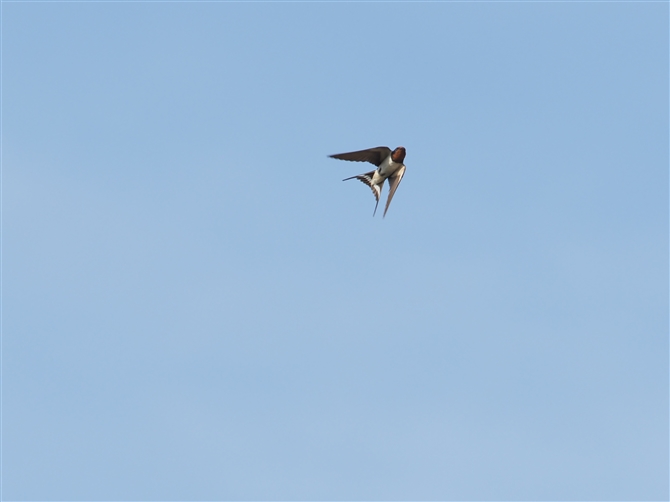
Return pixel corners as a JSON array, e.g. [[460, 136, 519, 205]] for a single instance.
[[329, 146, 407, 217]]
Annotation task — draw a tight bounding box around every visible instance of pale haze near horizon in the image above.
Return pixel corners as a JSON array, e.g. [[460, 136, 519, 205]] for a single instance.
[[4, 2, 668, 500]]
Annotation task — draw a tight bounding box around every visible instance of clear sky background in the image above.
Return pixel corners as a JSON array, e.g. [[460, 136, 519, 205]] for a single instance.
[[3, 2, 668, 500]]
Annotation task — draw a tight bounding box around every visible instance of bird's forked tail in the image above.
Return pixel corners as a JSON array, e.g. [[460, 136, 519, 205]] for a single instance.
[[343, 170, 383, 216]]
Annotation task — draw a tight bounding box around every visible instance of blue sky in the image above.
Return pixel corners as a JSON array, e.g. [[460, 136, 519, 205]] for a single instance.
[[3, 2, 668, 500]]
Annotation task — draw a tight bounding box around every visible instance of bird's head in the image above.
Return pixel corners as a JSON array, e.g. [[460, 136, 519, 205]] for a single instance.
[[391, 146, 406, 163]]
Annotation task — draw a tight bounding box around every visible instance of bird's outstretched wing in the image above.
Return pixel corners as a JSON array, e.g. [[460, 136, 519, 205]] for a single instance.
[[329, 147, 391, 167], [383, 165, 406, 217]]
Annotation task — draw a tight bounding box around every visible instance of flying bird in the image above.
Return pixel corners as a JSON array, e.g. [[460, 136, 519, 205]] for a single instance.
[[329, 146, 407, 217]]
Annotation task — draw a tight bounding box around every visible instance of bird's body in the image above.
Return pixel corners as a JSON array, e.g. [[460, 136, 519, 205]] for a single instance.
[[329, 146, 407, 217]]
